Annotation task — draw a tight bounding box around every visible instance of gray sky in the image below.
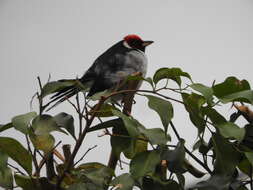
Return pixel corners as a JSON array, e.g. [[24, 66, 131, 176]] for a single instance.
[[1, 0, 253, 186]]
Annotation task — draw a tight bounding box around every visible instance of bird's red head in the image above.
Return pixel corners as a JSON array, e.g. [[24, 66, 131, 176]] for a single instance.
[[123, 34, 153, 52]]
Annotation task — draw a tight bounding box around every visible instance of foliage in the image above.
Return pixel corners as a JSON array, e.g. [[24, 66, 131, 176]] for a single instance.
[[1, 67, 253, 189]]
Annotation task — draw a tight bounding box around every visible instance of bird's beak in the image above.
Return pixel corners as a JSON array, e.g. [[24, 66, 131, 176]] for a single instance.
[[142, 41, 154, 47]]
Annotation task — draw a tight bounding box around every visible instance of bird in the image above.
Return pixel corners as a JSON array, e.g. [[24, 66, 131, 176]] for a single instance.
[[48, 34, 153, 108]]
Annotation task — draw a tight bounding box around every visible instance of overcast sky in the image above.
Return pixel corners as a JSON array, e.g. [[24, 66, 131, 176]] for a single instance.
[[1, 0, 253, 187]]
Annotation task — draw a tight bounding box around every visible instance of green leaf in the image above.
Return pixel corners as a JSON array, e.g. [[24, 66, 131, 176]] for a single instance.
[[212, 134, 241, 175], [89, 104, 120, 117], [190, 83, 214, 106], [67, 183, 87, 190], [203, 107, 245, 141], [213, 77, 250, 98], [41, 80, 77, 98], [162, 139, 186, 173], [153, 67, 192, 86], [130, 150, 161, 179], [138, 128, 170, 145], [213, 77, 253, 104], [145, 95, 173, 132], [78, 166, 114, 189], [0, 123, 13, 133], [88, 118, 123, 132], [77, 162, 107, 170], [219, 90, 253, 104], [32, 114, 67, 135], [29, 133, 55, 153], [182, 93, 206, 133], [112, 110, 141, 138], [191, 174, 232, 190], [238, 157, 252, 177], [245, 152, 253, 166], [0, 151, 8, 170], [53, 112, 75, 138], [0, 167, 13, 188], [12, 112, 37, 134], [111, 173, 135, 190], [0, 137, 32, 175], [14, 174, 34, 190]]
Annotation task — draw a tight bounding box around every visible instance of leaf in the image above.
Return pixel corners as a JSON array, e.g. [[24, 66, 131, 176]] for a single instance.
[[14, 174, 34, 190], [111, 173, 135, 190], [41, 80, 77, 98], [245, 152, 253, 166], [0, 167, 13, 188], [0, 137, 32, 175], [190, 83, 214, 106], [32, 114, 67, 135], [212, 134, 241, 175], [219, 90, 253, 104], [182, 93, 206, 133], [153, 67, 192, 86], [79, 166, 114, 189], [12, 112, 37, 134], [213, 77, 250, 98], [162, 139, 186, 173], [138, 128, 170, 145], [130, 150, 161, 179], [190, 174, 232, 190], [29, 133, 55, 153], [77, 162, 107, 171], [145, 95, 173, 132], [0, 151, 8, 170], [143, 177, 181, 190], [238, 157, 252, 177], [88, 118, 123, 132], [67, 183, 87, 190], [89, 104, 120, 117], [53, 112, 75, 138], [112, 110, 141, 138], [203, 107, 245, 141], [0, 123, 13, 133]]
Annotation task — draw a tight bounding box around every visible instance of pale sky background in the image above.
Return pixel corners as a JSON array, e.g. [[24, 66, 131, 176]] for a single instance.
[[0, 0, 253, 188]]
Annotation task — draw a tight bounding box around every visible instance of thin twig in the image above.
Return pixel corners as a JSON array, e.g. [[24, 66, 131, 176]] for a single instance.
[[74, 145, 98, 167]]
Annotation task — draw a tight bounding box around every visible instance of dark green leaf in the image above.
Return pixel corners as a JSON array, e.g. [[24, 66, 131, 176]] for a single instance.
[[138, 128, 170, 145], [213, 77, 250, 98], [145, 95, 173, 132], [89, 104, 120, 117], [130, 150, 160, 179], [88, 118, 123, 132], [32, 114, 67, 135], [12, 112, 37, 134], [219, 90, 253, 104], [238, 157, 252, 177], [245, 152, 253, 166], [111, 173, 135, 190], [14, 174, 34, 190], [190, 174, 231, 190], [53, 112, 75, 138], [67, 183, 87, 190], [162, 139, 186, 173], [212, 134, 241, 175], [0, 167, 13, 188], [0, 151, 8, 170], [0, 123, 13, 133], [0, 137, 32, 175], [41, 80, 77, 98], [203, 108, 245, 141], [79, 166, 114, 189], [153, 67, 192, 86], [190, 83, 214, 106], [182, 93, 206, 133], [112, 110, 141, 138], [77, 162, 107, 171], [143, 177, 181, 190]]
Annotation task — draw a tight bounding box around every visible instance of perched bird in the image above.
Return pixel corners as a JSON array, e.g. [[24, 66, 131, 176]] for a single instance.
[[49, 34, 153, 107]]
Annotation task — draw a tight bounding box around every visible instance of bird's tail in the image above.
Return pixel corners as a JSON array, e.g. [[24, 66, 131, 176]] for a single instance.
[[46, 79, 84, 111]]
